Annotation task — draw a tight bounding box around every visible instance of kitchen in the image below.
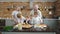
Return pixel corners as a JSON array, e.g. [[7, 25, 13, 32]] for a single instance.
[[0, 0, 60, 34]]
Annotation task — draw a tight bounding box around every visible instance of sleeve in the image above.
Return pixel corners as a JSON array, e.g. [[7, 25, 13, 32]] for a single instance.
[[38, 10, 43, 23], [12, 11, 17, 19], [40, 19, 43, 23], [22, 16, 26, 20], [30, 18, 34, 25], [12, 11, 15, 19], [38, 10, 43, 19], [39, 17, 43, 23], [30, 10, 34, 16]]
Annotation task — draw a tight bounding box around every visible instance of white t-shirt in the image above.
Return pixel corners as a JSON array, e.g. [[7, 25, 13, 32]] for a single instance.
[[17, 16, 25, 24], [12, 10, 21, 22], [30, 16, 43, 25]]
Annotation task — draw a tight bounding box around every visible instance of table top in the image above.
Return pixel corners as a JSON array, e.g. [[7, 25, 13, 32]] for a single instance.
[[11, 24, 55, 32], [1, 24, 56, 32]]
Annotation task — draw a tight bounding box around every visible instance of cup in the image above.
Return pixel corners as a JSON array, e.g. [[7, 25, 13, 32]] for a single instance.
[[18, 23, 22, 30]]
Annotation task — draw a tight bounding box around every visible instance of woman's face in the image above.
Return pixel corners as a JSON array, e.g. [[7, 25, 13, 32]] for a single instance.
[[16, 7, 21, 11]]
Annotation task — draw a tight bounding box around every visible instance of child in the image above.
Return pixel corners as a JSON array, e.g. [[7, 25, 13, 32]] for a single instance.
[[13, 13, 25, 30], [30, 12, 43, 25], [16, 13, 26, 24]]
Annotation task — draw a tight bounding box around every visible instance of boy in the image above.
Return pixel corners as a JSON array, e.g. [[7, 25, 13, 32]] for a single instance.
[[13, 13, 25, 30], [30, 12, 43, 25], [16, 13, 26, 24]]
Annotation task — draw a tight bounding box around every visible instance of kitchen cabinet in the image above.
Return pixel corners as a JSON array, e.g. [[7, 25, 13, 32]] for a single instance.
[[54, 0, 60, 34], [0, 19, 5, 31]]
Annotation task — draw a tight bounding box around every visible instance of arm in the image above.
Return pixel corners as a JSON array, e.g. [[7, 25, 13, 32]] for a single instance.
[[30, 18, 34, 25], [39, 17, 44, 24], [12, 11, 18, 25], [39, 15, 43, 24], [38, 10, 43, 19], [38, 10, 44, 24], [12, 15, 18, 25], [30, 10, 34, 16]]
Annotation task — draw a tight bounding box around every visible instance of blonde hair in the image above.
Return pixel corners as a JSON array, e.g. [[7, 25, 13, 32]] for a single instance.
[[17, 13, 22, 18]]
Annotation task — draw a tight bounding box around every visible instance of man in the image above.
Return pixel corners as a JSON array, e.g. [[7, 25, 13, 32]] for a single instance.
[[30, 4, 43, 23], [12, 7, 22, 24]]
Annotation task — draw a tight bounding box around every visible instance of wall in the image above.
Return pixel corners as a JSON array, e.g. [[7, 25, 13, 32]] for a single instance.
[[0, 0, 56, 2], [0, 2, 55, 18], [54, 0, 60, 16], [0, 2, 30, 18], [33, 2, 55, 18]]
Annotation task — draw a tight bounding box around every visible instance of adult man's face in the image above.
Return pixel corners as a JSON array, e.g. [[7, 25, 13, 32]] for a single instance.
[[33, 5, 39, 10]]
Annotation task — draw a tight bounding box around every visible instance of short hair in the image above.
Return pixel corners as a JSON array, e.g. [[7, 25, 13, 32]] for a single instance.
[[17, 13, 22, 18]]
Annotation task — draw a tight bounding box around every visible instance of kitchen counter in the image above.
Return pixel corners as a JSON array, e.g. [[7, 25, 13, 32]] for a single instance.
[[2, 25, 56, 32], [0, 18, 58, 32], [0, 27, 56, 32]]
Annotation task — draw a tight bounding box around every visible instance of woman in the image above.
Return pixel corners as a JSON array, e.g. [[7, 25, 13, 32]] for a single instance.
[[12, 7, 22, 24]]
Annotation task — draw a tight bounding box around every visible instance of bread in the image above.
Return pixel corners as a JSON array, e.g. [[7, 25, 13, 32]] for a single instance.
[[22, 24, 32, 28]]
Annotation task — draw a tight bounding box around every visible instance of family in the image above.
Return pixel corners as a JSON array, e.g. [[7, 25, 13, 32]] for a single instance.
[[12, 4, 43, 25]]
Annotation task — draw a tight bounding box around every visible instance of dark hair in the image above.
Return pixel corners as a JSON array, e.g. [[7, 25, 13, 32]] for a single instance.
[[38, 8, 40, 10]]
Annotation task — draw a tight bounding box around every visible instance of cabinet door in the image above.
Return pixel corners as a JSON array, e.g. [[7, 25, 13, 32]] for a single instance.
[[0, 19, 5, 26]]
